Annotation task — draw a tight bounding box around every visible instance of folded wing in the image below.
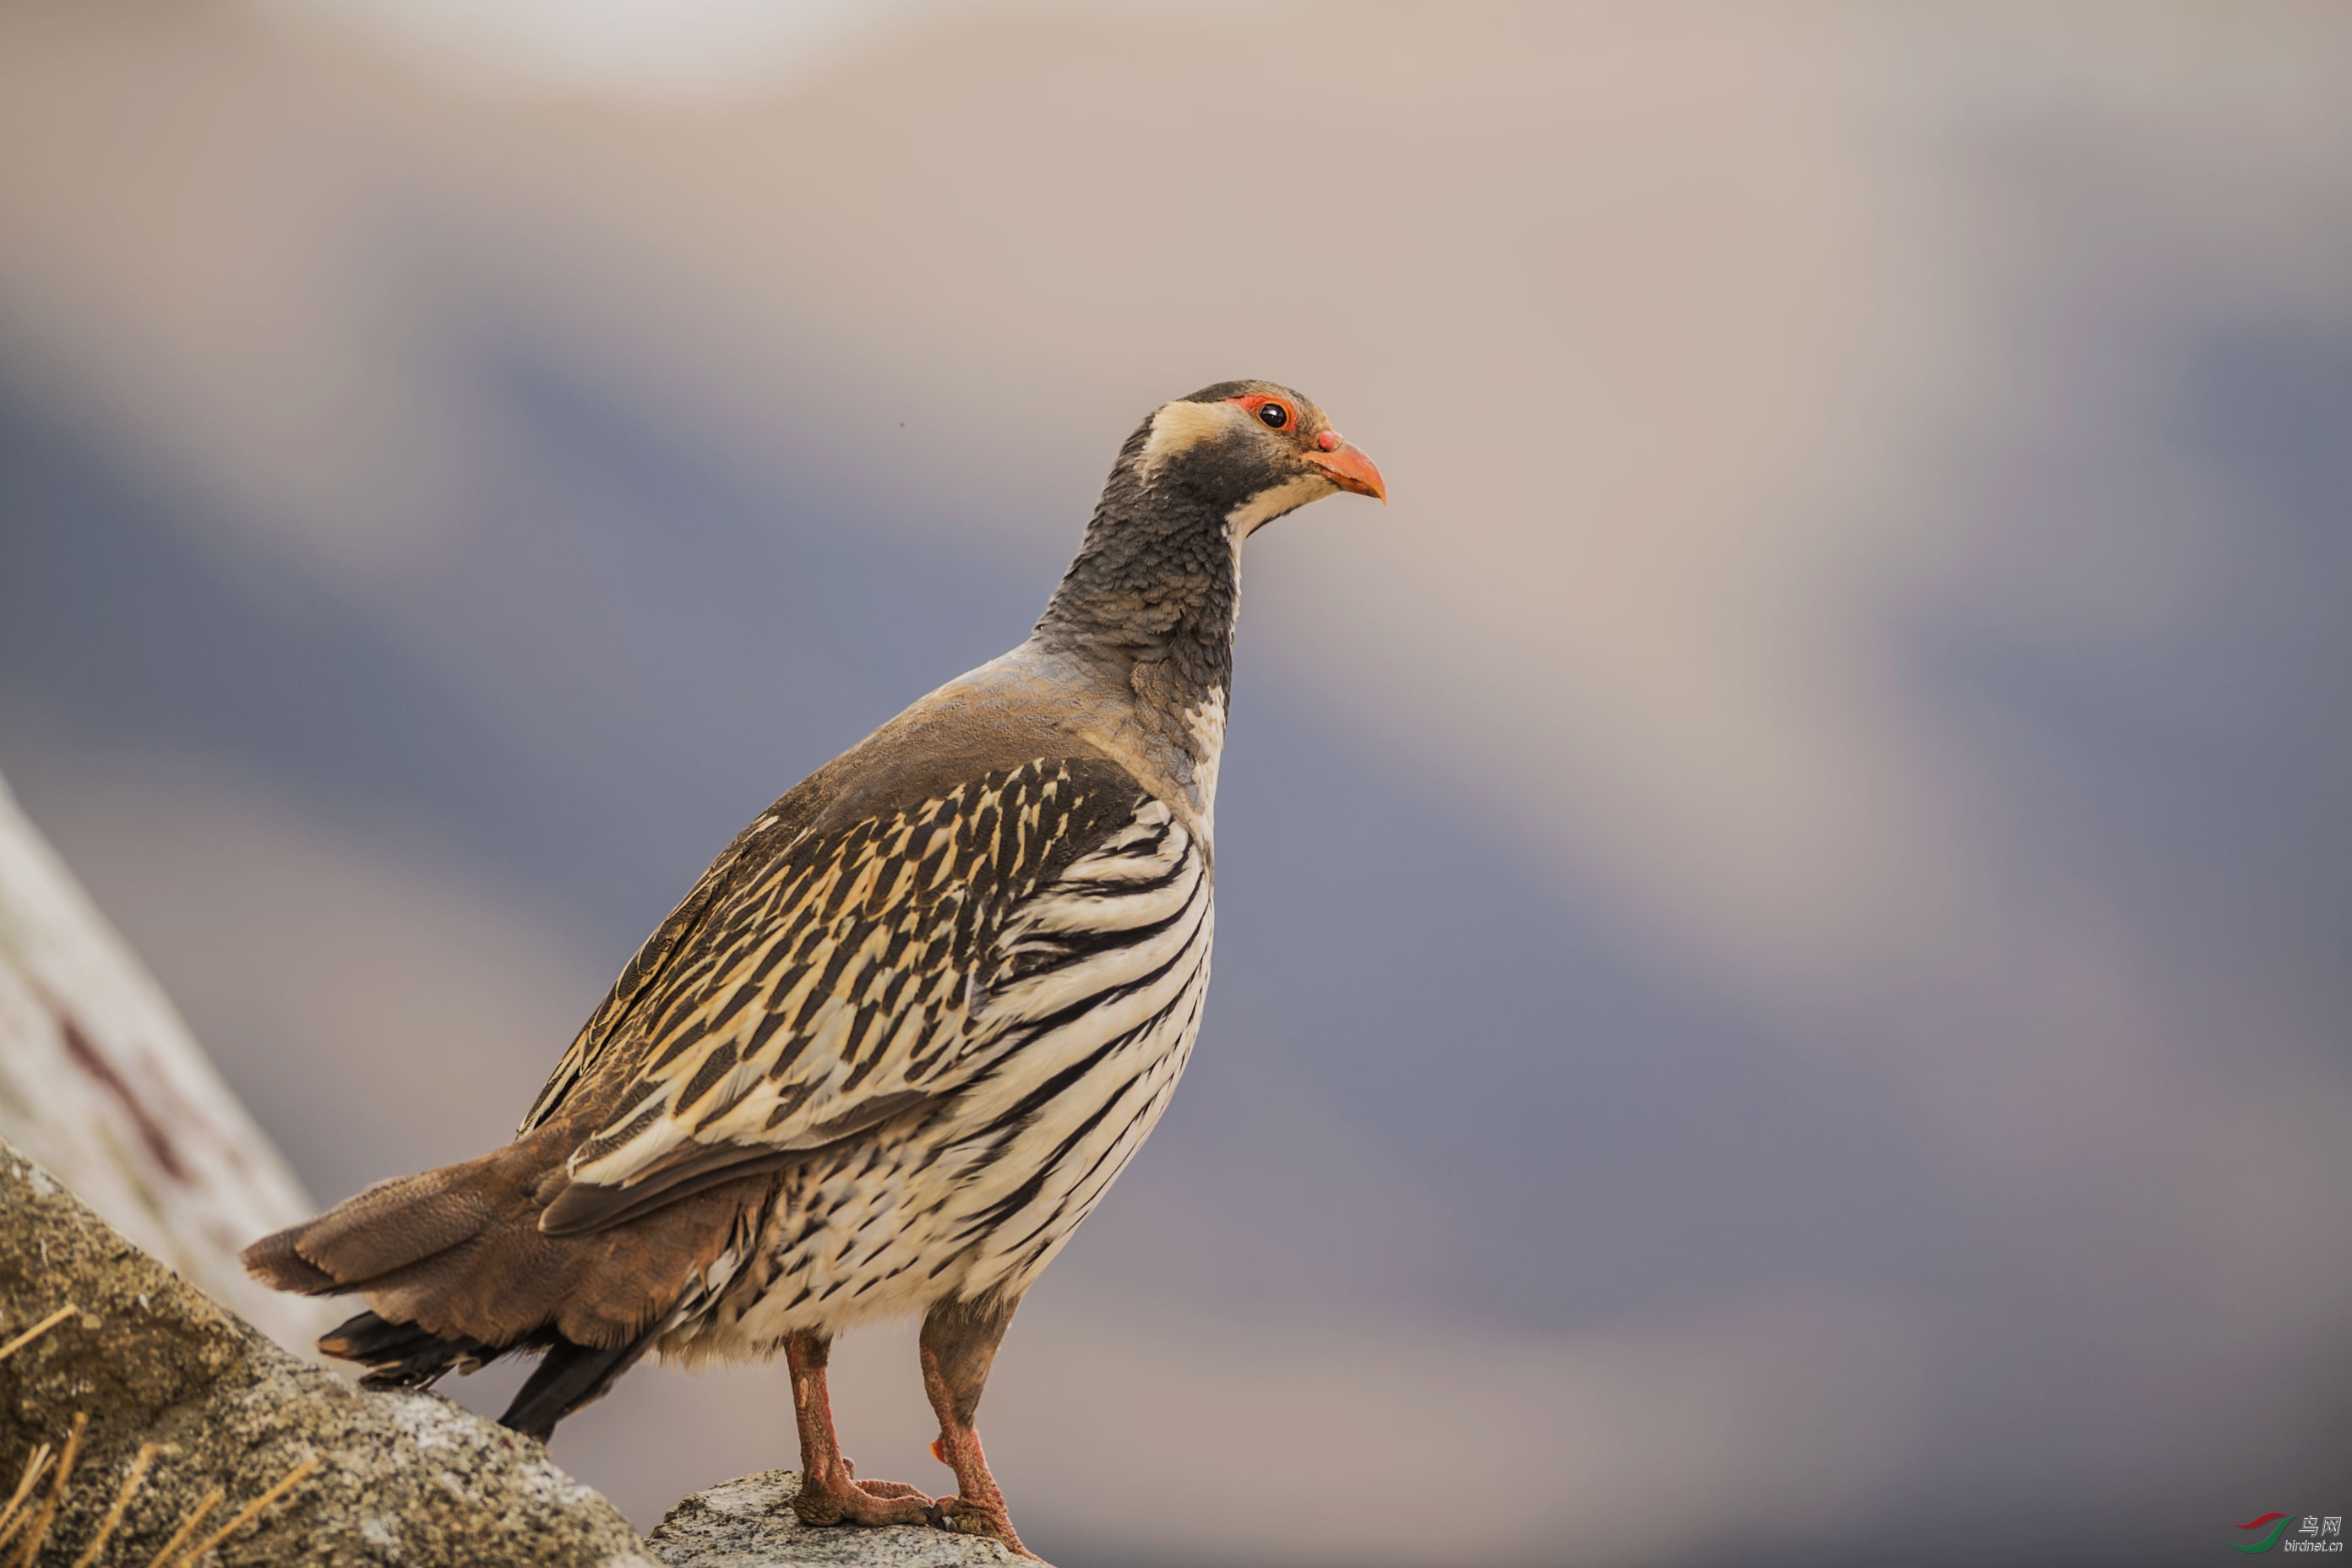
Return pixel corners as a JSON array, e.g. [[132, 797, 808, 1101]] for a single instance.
[[535, 755, 1157, 1235]]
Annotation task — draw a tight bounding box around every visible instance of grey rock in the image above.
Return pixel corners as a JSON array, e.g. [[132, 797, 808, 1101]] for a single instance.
[[0, 1137, 655, 1567], [0, 765, 331, 1353], [646, 1473, 1037, 1568]]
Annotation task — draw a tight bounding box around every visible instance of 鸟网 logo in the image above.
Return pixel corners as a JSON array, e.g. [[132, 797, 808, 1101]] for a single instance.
[[2235, 1514, 2344, 1554]]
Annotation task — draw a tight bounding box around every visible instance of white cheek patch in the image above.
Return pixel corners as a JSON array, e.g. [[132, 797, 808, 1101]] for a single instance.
[[1225, 473, 1338, 539], [1139, 399, 1246, 475]]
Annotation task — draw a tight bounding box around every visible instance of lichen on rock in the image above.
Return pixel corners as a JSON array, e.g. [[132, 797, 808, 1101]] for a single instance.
[[646, 1472, 1037, 1568], [0, 1136, 654, 1567]]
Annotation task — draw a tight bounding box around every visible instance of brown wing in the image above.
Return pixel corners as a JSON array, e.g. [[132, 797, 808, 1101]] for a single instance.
[[532, 754, 1152, 1236], [515, 793, 816, 1137]]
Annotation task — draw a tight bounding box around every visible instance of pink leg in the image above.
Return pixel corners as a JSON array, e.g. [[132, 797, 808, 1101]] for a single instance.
[[785, 1331, 933, 1527], [917, 1294, 1034, 1559]]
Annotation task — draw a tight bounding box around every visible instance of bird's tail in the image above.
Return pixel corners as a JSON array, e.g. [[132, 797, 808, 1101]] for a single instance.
[[314, 1306, 662, 1441], [318, 1307, 498, 1389], [240, 1129, 727, 1440], [241, 1155, 517, 1301]]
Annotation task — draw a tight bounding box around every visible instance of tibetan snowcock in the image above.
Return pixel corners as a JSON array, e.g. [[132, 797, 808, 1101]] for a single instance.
[[242, 380, 1386, 1557]]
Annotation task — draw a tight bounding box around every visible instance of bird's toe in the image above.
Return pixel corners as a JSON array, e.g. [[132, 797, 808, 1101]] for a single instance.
[[930, 1495, 1034, 1556], [854, 1478, 928, 1501], [792, 1467, 934, 1528]]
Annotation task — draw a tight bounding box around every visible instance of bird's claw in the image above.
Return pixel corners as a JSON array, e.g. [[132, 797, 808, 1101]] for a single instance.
[[928, 1495, 1028, 1553], [792, 1464, 934, 1528]]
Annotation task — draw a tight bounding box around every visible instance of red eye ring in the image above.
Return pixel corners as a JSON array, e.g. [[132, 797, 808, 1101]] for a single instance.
[[1228, 393, 1294, 431]]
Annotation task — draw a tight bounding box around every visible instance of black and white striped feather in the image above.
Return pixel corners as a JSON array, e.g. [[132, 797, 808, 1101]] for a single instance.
[[509, 754, 1211, 1348]]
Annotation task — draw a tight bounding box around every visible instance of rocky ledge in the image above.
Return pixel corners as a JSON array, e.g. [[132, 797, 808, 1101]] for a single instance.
[[0, 1138, 653, 1567], [0, 1137, 1046, 1567], [646, 1473, 1032, 1568]]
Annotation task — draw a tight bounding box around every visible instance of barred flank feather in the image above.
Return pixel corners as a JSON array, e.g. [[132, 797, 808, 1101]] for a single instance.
[[662, 787, 1213, 1358]]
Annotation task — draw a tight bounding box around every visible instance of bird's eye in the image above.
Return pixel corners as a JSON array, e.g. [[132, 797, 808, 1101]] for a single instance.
[[1258, 401, 1289, 429]]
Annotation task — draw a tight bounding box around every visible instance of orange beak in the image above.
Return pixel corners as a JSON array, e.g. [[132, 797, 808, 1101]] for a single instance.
[[1305, 440, 1387, 503]]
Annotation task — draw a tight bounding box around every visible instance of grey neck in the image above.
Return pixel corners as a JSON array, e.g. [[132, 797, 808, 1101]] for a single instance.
[[1030, 458, 1239, 721]]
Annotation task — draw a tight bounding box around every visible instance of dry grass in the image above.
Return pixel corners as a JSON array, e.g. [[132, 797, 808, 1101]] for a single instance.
[[0, 1309, 78, 1369], [152, 1459, 318, 1568], [70, 1446, 168, 1568], [2, 1412, 84, 1567], [0, 1303, 318, 1566]]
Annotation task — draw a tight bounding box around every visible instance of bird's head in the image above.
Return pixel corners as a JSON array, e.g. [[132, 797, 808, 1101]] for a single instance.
[[1035, 378, 1383, 692], [1122, 379, 1386, 537]]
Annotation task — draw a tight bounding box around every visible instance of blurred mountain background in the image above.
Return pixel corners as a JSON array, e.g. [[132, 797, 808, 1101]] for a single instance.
[[2, 2, 2347, 1564]]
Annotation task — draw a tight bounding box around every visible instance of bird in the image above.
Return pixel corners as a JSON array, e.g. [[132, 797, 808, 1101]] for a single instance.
[[240, 379, 1385, 1556]]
